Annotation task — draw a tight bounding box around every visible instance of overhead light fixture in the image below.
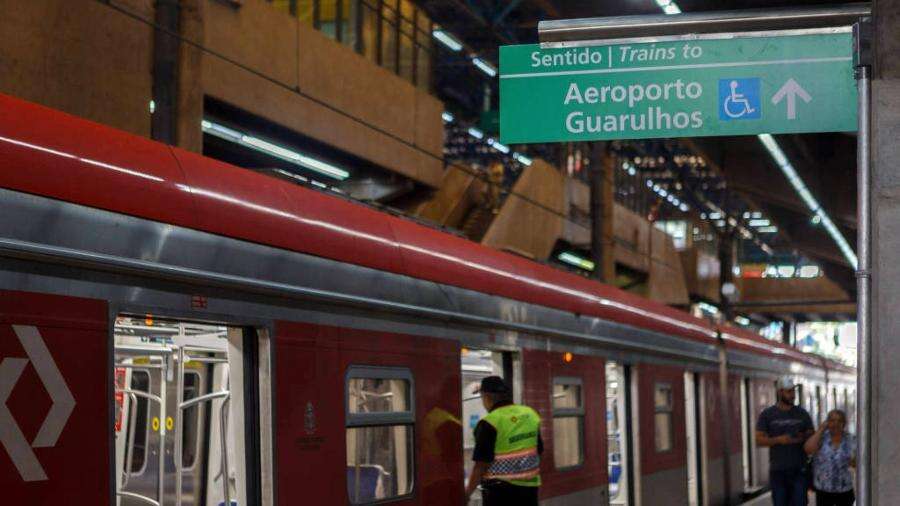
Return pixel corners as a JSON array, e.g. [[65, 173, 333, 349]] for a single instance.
[[757, 226, 778, 233], [558, 252, 595, 271], [735, 316, 751, 326], [758, 133, 857, 268], [679, 203, 690, 212], [749, 219, 771, 227], [472, 57, 498, 77], [798, 265, 821, 278], [513, 152, 532, 166], [202, 119, 350, 180], [663, 3, 682, 14], [468, 127, 484, 139], [487, 138, 510, 154], [442, 111, 455, 123], [432, 29, 463, 52]]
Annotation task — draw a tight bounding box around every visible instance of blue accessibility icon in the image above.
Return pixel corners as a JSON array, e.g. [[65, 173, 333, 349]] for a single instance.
[[719, 78, 761, 121]]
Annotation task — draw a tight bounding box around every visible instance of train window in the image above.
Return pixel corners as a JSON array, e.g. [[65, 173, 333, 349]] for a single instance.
[[126, 370, 150, 474], [654, 383, 674, 452], [181, 372, 201, 469], [346, 366, 415, 504], [552, 377, 584, 469]]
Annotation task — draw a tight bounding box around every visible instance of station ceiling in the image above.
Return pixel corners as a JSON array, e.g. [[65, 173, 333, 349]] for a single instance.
[[419, 0, 859, 321]]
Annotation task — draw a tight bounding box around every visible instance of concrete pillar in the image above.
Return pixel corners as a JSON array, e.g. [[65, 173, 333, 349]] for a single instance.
[[871, 1, 900, 503], [177, 0, 205, 153], [590, 143, 616, 283]]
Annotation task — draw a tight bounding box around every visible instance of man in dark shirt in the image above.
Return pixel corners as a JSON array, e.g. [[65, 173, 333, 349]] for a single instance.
[[464, 376, 543, 505], [756, 376, 814, 506]]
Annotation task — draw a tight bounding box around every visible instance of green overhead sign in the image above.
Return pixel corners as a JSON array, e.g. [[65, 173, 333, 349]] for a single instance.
[[499, 31, 858, 144]]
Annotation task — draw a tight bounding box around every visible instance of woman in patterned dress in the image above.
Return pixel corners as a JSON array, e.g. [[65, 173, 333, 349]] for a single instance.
[[803, 409, 856, 506]]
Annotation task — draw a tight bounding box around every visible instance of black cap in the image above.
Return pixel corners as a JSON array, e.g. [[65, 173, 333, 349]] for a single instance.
[[475, 376, 511, 395]]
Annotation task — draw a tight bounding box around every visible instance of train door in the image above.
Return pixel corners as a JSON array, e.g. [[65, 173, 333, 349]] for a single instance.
[[684, 372, 701, 506], [113, 316, 261, 506], [607, 361, 633, 506], [461, 347, 517, 505]]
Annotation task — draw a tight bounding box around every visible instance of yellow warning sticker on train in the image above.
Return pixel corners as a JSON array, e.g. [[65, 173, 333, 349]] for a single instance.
[[166, 417, 174, 431], [152, 417, 160, 432]]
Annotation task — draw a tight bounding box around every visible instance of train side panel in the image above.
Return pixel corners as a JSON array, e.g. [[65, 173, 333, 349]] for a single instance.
[[702, 373, 745, 505], [273, 321, 463, 505], [636, 363, 689, 506], [0, 290, 110, 504], [522, 349, 608, 505]]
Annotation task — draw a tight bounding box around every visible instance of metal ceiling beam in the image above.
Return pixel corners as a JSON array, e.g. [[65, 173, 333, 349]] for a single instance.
[[539, 3, 871, 44]]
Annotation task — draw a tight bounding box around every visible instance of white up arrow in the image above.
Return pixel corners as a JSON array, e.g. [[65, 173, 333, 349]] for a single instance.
[[771, 78, 812, 120]]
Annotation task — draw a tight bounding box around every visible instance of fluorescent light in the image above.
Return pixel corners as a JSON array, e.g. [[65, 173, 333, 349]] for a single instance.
[[646, 180, 654, 188], [735, 316, 751, 326], [558, 252, 595, 271], [242, 135, 301, 161], [758, 133, 857, 268], [442, 111, 455, 123], [663, 3, 682, 14], [432, 29, 463, 52], [757, 226, 778, 233], [628, 167, 637, 176], [468, 127, 484, 139], [777, 265, 796, 278], [513, 152, 532, 166], [749, 219, 771, 227], [698, 302, 719, 314], [149, 100, 156, 114], [487, 138, 510, 154], [799, 265, 821, 278], [472, 57, 498, 77], [679, 203, 689, 212], [202, 119, 349, 180], [709, 212, 722, 219]]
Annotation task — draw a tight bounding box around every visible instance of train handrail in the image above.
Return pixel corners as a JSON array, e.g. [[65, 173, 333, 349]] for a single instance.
[[179, 390, 230, 410], [121, 392, 139, 489], [116, 490, 160, 506]]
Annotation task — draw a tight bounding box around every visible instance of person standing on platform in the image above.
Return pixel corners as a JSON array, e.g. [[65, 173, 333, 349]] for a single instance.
[[804, 409, 856, 506], [464, 376, 542, 506], [755, 376, 815, 506]]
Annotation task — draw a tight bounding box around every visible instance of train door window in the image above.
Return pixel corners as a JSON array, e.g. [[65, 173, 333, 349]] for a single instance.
[[740, 378, 752, 490], [181, 371, 201, 469], [113, 317, 261, 506], [654, 383, 674, 452], [607, 362, 631, 505], [122, 370, 150, 474], [684, 372, 701, 506], [552, 377, 584, 469], [346, 366, 414, 504]]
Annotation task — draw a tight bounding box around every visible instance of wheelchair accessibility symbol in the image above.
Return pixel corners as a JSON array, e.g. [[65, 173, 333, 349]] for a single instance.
[[719, 78, 761, 120]]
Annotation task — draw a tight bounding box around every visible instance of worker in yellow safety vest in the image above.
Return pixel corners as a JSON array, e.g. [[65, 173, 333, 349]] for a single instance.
[[464, 376, 542, 505]]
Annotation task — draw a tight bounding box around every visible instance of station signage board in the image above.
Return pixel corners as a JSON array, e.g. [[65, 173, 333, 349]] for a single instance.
[[499, 30, 857, 143]]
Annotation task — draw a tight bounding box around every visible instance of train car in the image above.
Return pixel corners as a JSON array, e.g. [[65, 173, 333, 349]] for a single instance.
[[0, 93, 855, 506]]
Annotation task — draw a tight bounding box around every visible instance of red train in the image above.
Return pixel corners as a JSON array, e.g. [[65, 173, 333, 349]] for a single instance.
[[0, 94, 854, 505]]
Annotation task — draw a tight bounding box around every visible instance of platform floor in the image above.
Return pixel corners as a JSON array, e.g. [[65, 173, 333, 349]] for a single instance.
[[741, 492, 825, 506]]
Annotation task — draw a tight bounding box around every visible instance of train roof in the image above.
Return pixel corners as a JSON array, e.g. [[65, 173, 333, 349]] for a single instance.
[[0, 93, 846, 370]]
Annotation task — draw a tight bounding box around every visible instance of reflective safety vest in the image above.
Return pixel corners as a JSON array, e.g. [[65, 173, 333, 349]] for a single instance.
[[481, 404, 541, 487]]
